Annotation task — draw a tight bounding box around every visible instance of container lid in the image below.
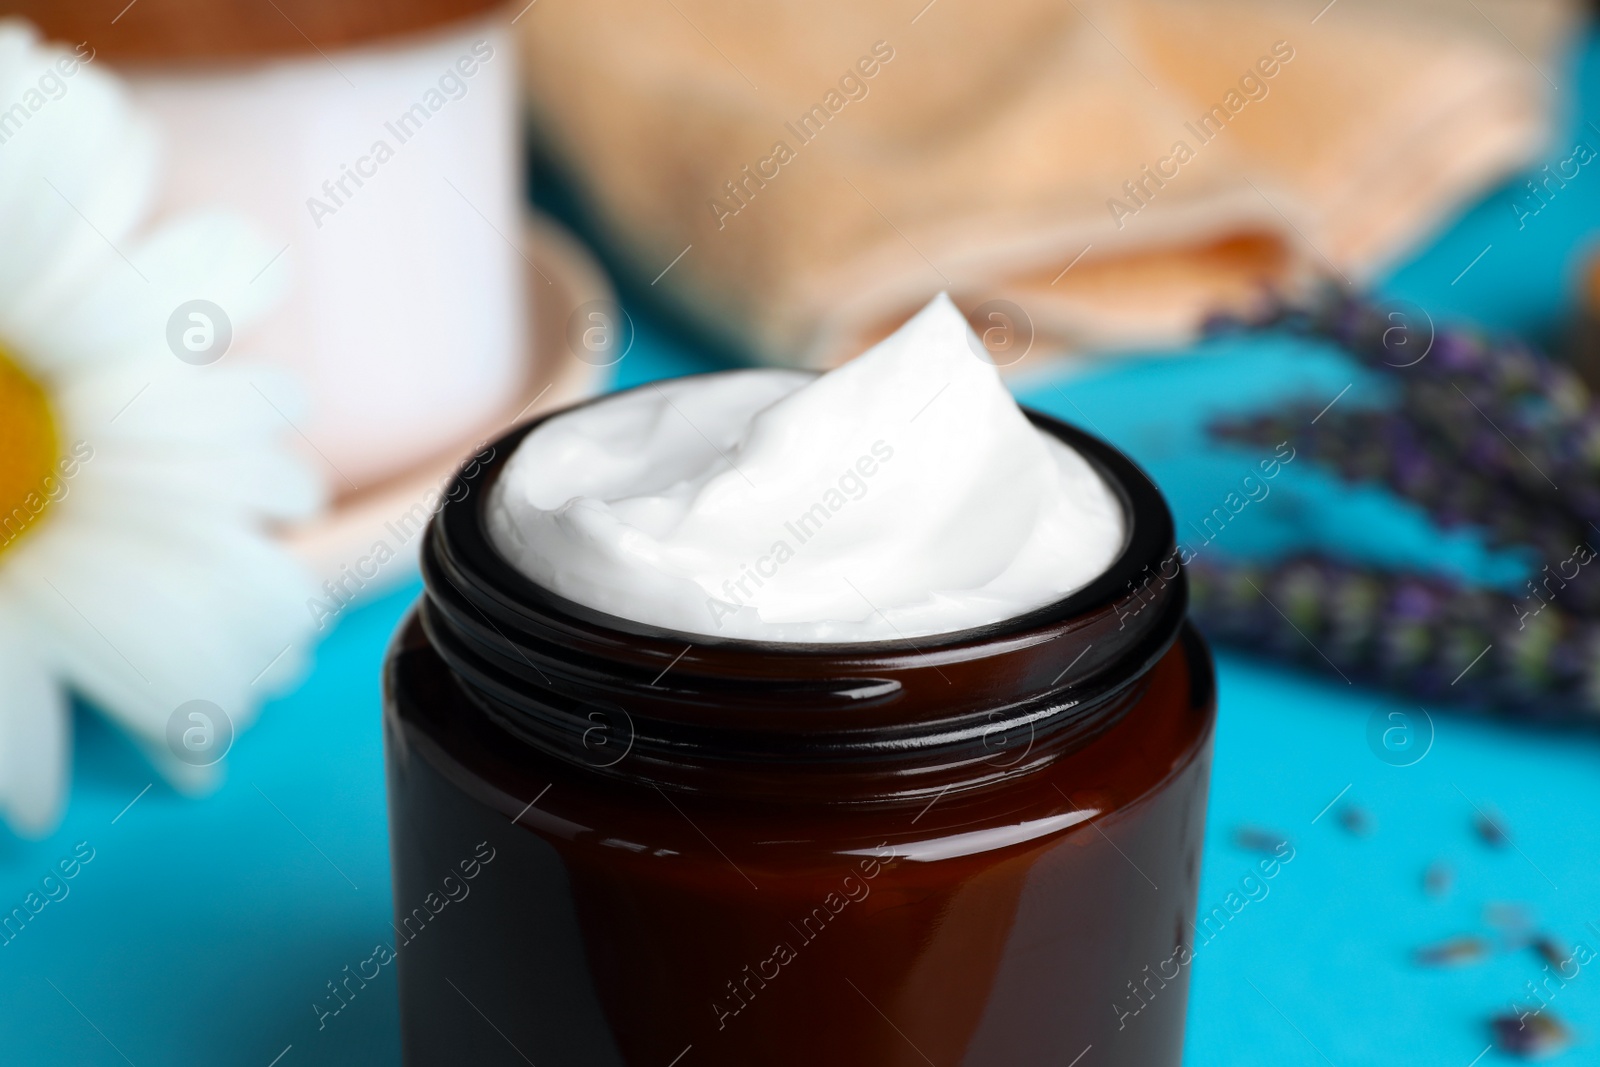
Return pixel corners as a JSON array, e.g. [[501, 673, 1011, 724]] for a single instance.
[[9, 0, 506, 62]]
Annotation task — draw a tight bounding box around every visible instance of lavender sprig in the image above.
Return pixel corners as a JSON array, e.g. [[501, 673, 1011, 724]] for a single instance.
[[1195, 291, 1600, 718], [1398, 377, 1600, 523], [1187, 554, 1600, 721], [1210, 405, 1588, 565], [1213, 406, 1518, 538], [1207, 290, 1600, 517], [1206, 289, 1591, 420]]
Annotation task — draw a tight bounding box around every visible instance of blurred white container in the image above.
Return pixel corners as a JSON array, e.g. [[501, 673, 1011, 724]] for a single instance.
[[2, 0, 615, 595], [126, 14, 527, 491]]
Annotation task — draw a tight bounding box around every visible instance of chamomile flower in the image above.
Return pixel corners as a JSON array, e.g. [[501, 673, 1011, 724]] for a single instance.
[[0, 21, 322, 833]]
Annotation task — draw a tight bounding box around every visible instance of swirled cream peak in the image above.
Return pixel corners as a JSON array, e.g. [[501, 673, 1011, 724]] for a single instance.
[[487, 294, 1124, 642]]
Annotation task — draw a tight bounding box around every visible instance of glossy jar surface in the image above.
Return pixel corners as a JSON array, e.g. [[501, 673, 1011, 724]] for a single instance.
[[382, 399, 1217, 1067]]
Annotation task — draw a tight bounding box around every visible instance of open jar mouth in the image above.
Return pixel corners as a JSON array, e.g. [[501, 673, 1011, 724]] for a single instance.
[[418, 386, 1187, 807]]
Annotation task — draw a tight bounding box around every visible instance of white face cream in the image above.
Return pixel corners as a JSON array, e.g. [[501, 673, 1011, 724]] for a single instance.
[[486, 294, 1125, 642]]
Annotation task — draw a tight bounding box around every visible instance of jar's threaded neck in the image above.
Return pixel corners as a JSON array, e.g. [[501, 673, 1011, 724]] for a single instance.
[[419, 402, 1187, 806]]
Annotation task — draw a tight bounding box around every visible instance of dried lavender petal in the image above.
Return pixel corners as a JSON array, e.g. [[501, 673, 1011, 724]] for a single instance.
[[1232, 827, 1290, 854], [1477, 811, 1513, 848], [1531, 935, 1570, 972], [1485, 902, 1533, 931], [1413, 935, 1491, 967], [1336, 804, 1374, 837], [1491, 1010, 1574, 1059]]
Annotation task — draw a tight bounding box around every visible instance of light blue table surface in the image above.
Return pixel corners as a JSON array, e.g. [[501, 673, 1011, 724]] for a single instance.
[[7, 31, 1600, 1067]]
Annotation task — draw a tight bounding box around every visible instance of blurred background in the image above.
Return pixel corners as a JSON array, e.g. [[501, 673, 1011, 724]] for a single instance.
[[0, 0, 1596, 1062]]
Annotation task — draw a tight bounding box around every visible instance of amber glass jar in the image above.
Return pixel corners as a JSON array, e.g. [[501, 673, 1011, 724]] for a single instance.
[[383, 392, 1216, 1066]]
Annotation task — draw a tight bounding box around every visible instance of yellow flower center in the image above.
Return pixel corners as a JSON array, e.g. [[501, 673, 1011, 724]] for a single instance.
[[0, 344, 60, 555]]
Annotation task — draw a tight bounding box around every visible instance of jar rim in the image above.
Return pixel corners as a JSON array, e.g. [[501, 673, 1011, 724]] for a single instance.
[[435, 380, 1175, 654], [416, 381, 1189, 804]]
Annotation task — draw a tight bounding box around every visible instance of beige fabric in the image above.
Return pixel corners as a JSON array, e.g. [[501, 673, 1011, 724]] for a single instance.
[[519, 0, 1578, 367]]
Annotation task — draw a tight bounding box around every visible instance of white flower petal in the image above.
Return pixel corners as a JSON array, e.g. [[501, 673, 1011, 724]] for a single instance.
[[0, 24, 158, 329], [59, 362, 312, 441], [0, 607, 69, 836], [9, 212, 287, 377], [2, 510, 317, 750], [53, 362, 325, 521], [71, 448, 323, 523]]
